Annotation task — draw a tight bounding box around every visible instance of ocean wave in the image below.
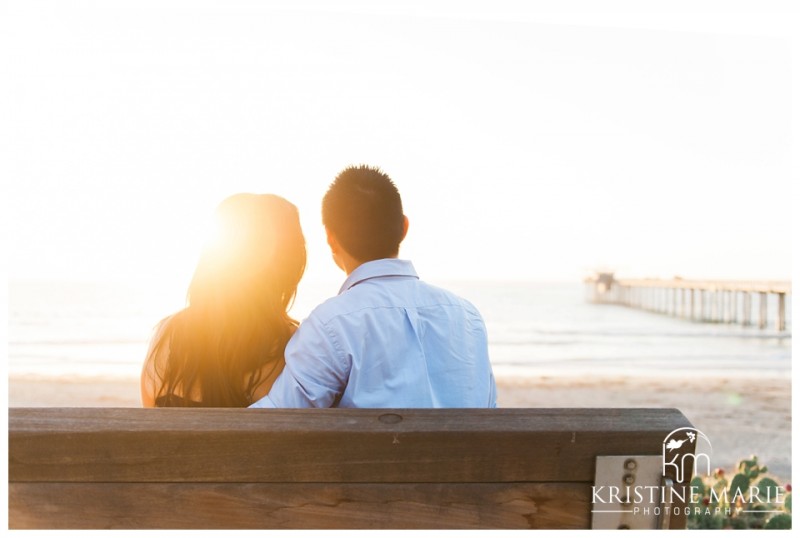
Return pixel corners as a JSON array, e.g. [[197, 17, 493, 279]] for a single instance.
[[488, 332, 792, 347]]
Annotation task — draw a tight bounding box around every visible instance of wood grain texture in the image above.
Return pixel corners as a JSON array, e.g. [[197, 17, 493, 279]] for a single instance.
[[9, 407, 693, 483], [8, 408, 695, 529], [9, 482, 592, 529], [10, 407, 691, 434]]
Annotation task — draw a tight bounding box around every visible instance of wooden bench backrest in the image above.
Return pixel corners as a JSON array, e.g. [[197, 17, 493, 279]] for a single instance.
[[9, 407, 695, 529]]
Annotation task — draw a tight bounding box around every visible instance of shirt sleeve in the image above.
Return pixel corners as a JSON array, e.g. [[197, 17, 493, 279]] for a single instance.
[[249, 313, 349, 408]]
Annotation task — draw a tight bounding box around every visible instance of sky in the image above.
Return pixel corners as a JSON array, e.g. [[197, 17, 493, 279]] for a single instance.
[[2, 0, 795, 288]]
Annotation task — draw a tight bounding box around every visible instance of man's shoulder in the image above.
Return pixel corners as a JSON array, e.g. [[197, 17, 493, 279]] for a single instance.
[[303, 288, 369, 326], [307, 278, 484, 325], [307, 279, 481, 324], [415, 280, 483, 315]]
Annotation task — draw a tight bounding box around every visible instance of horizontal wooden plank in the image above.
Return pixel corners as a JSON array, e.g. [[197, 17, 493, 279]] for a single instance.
[[9, 482, 591, 529], [9, 408, 693, 483], [9, 407, 691, 434]]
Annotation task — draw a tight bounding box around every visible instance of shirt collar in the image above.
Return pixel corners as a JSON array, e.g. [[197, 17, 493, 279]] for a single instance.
[[339, 258, 419, 294]]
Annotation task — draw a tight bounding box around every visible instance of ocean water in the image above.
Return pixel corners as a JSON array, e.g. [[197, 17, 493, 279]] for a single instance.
[[7, 279, 792, 380]]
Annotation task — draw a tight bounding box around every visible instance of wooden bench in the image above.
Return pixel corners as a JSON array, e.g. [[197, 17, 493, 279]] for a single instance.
[[9, 407, 696, 529]]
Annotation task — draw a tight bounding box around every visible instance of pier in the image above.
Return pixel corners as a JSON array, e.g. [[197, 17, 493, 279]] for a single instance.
[[585, 273, 791, 332]]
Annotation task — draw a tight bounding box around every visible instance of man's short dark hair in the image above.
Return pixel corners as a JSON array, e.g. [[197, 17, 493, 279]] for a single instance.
[[322, 165, 404, 262]]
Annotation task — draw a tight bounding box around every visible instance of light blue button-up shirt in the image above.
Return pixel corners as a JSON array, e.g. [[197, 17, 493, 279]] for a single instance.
[[251, 258, 497, 408]]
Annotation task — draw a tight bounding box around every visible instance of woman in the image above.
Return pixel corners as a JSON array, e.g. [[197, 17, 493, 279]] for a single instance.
[[141, 193, 306, 407]]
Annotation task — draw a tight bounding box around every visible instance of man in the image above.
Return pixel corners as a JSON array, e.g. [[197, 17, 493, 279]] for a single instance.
[[251, 165, 497, 408]]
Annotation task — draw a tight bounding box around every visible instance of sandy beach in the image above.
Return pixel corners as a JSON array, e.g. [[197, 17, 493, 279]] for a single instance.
[[8, 373, 792, 480]]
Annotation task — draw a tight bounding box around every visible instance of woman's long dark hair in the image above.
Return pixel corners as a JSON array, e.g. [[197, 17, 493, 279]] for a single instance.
[[147, 194, 306, 406]]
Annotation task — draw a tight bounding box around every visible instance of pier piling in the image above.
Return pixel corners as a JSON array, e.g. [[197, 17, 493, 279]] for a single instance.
[[585, 273, 790, 332]]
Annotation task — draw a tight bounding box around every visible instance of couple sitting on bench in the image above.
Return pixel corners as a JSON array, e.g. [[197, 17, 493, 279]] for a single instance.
[[12, 165, 695, 531], [141, 165, 497, 409]]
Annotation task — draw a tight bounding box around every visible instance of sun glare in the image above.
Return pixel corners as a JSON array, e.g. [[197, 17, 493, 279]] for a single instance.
[[203, 212, 227, 257], [3, 3, 791, 283]]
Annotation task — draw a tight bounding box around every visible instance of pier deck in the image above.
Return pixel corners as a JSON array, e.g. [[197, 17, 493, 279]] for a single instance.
[[585, 274, 791, 332]]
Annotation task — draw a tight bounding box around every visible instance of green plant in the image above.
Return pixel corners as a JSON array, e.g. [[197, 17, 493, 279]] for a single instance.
[[687, 456, 791, 530]]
